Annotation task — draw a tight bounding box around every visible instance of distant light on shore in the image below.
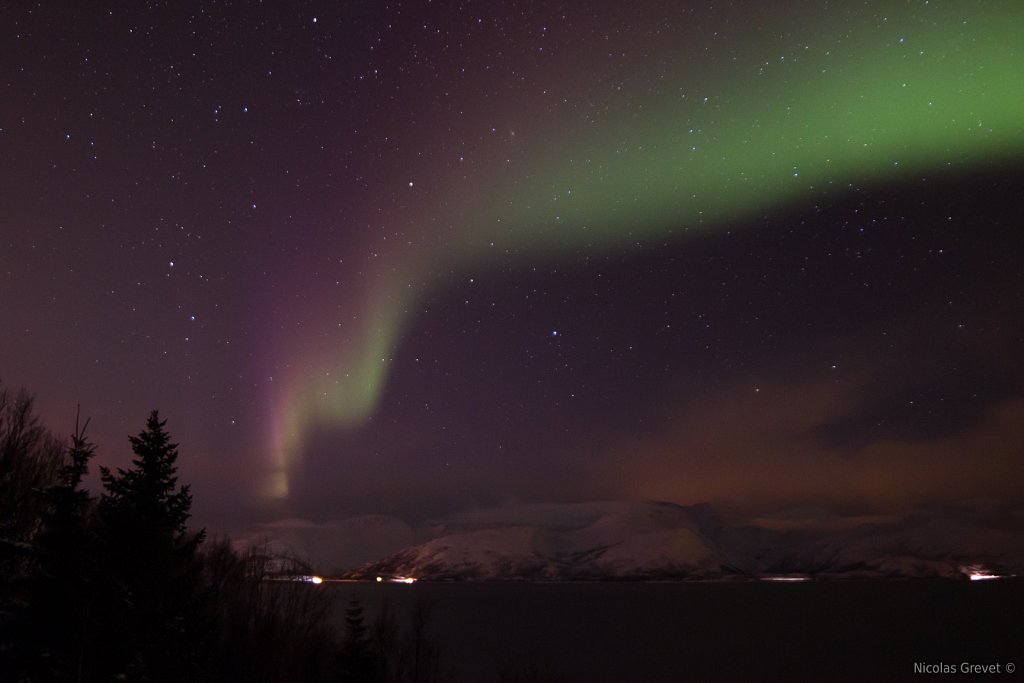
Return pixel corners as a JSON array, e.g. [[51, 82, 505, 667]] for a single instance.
[[277, 575, 325, 584], [962, 564, 1008, 581]]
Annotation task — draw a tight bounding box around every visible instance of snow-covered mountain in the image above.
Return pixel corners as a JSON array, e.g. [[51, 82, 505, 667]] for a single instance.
[[351, 502, 721, 581], [345, 501, 1024, 581], [808, 507, 1024, 578]]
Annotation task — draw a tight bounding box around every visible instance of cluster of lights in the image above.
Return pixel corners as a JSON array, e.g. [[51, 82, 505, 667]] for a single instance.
[[962, 565, 1006, 581], [376, 576, 417, 584], [277, 574, 421, 584], [292, 575, 324, 584]]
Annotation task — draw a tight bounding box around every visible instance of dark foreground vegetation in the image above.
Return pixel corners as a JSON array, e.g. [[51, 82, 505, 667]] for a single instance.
[[0, 382, 446, 682]]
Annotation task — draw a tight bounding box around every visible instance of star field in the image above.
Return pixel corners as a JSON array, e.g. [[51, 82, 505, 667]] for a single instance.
[[2, 0, 1022, 528]]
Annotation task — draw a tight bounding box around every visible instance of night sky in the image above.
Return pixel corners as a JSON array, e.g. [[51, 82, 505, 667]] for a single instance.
[[3, 1, 1023, 532]]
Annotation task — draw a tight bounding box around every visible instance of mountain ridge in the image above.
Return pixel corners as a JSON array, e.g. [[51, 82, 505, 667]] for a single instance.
[[339, 500, 1024, 581]]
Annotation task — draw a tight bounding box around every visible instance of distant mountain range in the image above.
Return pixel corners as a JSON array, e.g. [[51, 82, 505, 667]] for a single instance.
[[343, 501, 1024, 581], [246, 500, 1024, 581]]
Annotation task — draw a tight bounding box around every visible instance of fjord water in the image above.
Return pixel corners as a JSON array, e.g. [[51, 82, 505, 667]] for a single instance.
[[330, 580, 1021, 682]]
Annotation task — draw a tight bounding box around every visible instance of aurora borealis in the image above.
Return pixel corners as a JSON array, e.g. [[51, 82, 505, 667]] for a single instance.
[[3, 1, 1023, 528]]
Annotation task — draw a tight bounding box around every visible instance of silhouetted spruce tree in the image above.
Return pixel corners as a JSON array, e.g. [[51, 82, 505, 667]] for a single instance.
[[341, 595, 374, 681], [27, 411, 99, 681], [96, 410, 207, 682]]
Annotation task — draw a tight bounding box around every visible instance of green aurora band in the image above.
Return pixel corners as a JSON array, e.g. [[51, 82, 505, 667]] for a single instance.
[[267, 1, 1024, 497]]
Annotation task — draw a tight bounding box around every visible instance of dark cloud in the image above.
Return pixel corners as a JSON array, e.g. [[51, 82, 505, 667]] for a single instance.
[[812, 352, 1023, 451]]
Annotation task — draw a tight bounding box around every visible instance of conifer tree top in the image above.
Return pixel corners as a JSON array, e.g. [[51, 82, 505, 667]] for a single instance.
[[100, 410, 196, 542]]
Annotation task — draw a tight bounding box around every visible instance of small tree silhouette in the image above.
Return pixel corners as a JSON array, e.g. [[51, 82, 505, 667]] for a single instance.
[[27, 410, 98, 680], [341, 594, 374, 680]]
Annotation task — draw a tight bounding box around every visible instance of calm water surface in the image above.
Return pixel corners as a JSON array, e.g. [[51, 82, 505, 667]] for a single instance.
[[327, 580, 1022, 682]]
